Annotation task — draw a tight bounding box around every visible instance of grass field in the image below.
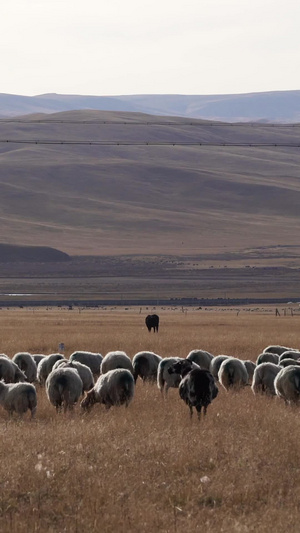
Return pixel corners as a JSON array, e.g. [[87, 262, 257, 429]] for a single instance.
[[1, 308, 300, 532]]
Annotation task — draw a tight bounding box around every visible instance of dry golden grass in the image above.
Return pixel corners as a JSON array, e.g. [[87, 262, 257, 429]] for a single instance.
[[1, 308, 300, 532]]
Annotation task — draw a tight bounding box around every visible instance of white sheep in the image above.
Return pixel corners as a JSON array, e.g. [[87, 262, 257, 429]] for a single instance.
[[37, 354, 65, 386], [274, 365, 300, 404], [218, 357, 249, 391], [81, 368, 135, 410], [210, 355, 230, 381], [186, 349, 214, 370], [0, 356, 27, 383], [157, 357, 184, 395], [263, 345, 296, 356], [279, 358, 300, 368], [101, 351, 134, 375], [132, 351, 162, 382], [69, 351, 103, 377], [31, 354, 46, 366], [54, 360, 94, 392], [46, 367, 83, 412], [243, 360, 256, 384], [0, 381, 37, 418], [256, 352, 279, 366], [251, 362, 281, 396], [12, 352, 37, 383]]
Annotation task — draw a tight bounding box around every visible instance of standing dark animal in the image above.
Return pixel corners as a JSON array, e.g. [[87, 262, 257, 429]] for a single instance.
[[168, 359, 218, 420], [145, 314, 159, 333]]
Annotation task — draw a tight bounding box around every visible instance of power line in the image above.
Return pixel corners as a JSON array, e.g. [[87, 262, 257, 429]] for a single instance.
[[0, 139, 299, 147]]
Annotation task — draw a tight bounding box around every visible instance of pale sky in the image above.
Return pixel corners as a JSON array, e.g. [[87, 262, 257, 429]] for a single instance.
[[1, 0, 300, 96]]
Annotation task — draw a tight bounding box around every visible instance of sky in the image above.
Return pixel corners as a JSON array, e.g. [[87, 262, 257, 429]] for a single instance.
[[1, 0, 300, 96]]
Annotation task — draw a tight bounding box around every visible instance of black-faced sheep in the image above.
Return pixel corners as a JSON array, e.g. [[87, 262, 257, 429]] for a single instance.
[[81, 368, 135, 411], [101, 351, 134, 375], [274, 366, 300, 404], [0, 356, 27, 383], [168, 359, 218, 419], [37, 354, 65, 386], [218, 358, 248, 391], [69, 351, 103, 377], [256, 352, 280, 366], [186, 349, 214, 370], [210, 355, 230, 381], [145, 314, 159, 332], [0, 381, 37, 418], [157, 357, 184, 396], [251, 362, 281, 396], [132, 351, 162, 382], [46, 367, 83, 412], [12, 352, 37, 383]]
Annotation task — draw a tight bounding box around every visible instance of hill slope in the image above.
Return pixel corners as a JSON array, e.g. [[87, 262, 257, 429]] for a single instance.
[[0, 110, 300, 256]]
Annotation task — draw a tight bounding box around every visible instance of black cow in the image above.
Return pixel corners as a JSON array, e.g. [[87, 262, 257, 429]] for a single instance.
[[145, 314, 159, 333]]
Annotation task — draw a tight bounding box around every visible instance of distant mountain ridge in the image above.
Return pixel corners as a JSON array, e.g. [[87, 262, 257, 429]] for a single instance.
[[0, 90, 300, 122]]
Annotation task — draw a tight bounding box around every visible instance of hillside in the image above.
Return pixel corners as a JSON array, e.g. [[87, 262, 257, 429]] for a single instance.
[[0, 110, 300, 257], [0, 244, 70, 262], [1, 90, 300, 122]]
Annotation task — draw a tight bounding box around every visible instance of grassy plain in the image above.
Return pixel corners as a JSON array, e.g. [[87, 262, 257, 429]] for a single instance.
[[1, 308, 300, 532]]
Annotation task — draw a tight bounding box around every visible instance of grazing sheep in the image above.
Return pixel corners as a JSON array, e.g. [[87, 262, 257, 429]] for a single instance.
[[145, 314, 159, 332], [101, 351, 134, 375], [218, 358, 248, 391], [81, 368, 135, 411], [0, 381, 37, 418], [168, 359, 218, 419], [210, 355, 230, 381], [279, 358, 300, 368], [37, 354, 65, 386], [256, 352, 279, 366], [186, 349, 214, 370], [54, 360, 94, 392], [251, 363, 281, 396], [12, 352, 37, 383], [279, 351, 300, 363], [0, 356, 27, 383], [31, 354, 46, 366], [263, 345, 296, 356], [274, 366, 300, 404], [243, 360, 256, 383], [157, 357, 184, 395], [52, 358, 69, 370], [132, 351, 162, 382], [46, 367, 83, 412], [69, 351, 103, 377]]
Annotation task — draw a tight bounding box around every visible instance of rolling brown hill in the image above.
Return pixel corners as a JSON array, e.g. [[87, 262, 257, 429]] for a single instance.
[[0, 110, 300, 258]]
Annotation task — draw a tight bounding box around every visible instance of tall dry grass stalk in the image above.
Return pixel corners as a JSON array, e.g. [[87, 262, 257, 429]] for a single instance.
[[1, 308, 300, 532]]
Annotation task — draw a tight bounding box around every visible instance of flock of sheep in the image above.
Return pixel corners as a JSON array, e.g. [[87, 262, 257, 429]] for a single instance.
[[0, 344, 300, 420]]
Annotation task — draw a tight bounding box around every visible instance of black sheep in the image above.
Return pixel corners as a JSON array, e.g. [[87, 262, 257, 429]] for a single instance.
[[145, 314, 159, 333]]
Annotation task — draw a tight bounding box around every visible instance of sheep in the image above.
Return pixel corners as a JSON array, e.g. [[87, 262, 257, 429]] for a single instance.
[[210, 355, 230, 381], [12, 352, 37, 383], [186, 349, 214, 370], [31, 354, 46, 366], [279, 351, 300, 363], [0, 356, 27, 383], [279, 358, 300, 368], [46, 367, 83, 412], [168, 359, 218, 419], [132, 351, 162, 383], [274, 366, 300, 404], [37, 353, 65, 386], [263, 345, 296, 356], [81, 368, 135, 411], [256, 352, 279, 366], [251, 363, 281, 396], [101, 351, 134, 376], [243, 360, 256, 384], [157, 357, 184, 395], [54, 360, 94, 392], [218, 357, 248, 391], [69, 351, 103, 377], [0, 381, 37, 418]]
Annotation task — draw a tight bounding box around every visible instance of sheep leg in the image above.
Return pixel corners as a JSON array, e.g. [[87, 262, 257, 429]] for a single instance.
[[189, 405, 193, 419]]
